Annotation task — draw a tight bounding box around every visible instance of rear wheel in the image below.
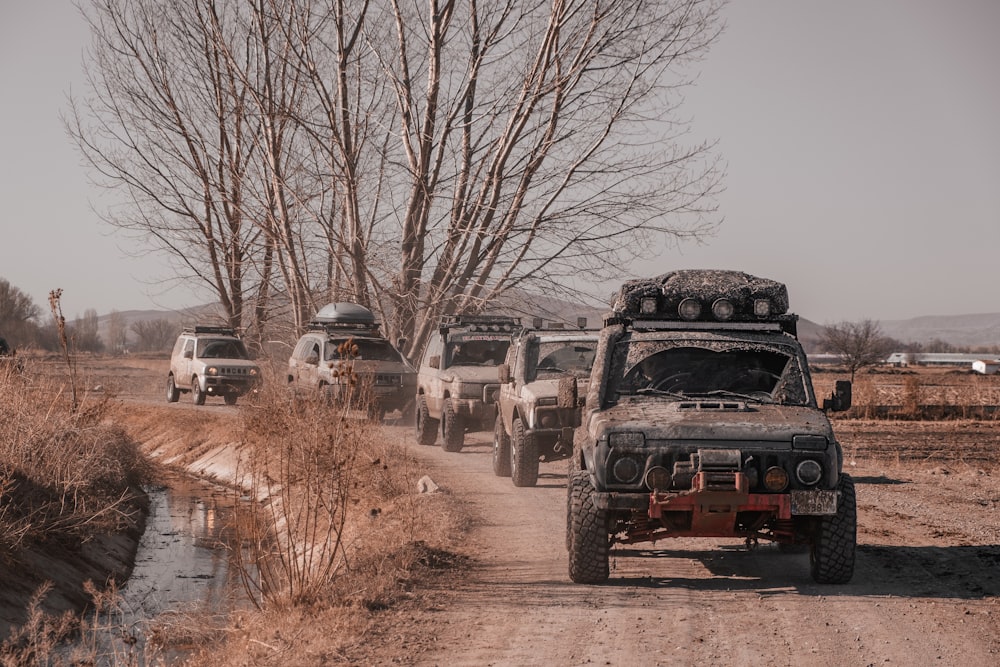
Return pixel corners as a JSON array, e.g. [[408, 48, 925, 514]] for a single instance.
[[191, 377, 206, 405], [510, 417, 539, 487], [568, 470, 609, 584], [810, 474, 857, 584], [441, 399, 464, 452], [414, 395, 438, 446], [166, 375, 180, 403], [492, 415, 512, 477]]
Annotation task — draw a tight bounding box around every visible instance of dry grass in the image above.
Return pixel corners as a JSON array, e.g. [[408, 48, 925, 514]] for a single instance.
[[0, 358, 151, 664]]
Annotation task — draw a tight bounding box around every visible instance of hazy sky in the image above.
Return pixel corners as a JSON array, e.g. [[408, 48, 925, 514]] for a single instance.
[[2, 1, 998, 324]]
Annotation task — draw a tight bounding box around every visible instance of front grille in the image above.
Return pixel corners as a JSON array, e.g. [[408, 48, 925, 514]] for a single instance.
[[374, 374, 401, 386]]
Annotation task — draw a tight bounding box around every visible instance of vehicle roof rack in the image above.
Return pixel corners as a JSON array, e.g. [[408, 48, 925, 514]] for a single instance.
[[439, 314, 522, 334], [608, 269, 798, 336], [183, 325, 238, 336]]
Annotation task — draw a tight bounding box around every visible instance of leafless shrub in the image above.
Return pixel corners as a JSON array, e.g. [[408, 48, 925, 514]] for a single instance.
[[0, 583, 77, 667], [0, 357, 150, 554]]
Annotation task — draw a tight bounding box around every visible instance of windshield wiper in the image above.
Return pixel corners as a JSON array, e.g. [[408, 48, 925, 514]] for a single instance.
[[633, 387, 688, 400], [698, 389, 772, 403]]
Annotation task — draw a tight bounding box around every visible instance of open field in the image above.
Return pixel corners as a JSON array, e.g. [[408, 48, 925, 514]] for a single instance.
[[4, 356, 1000, 665]]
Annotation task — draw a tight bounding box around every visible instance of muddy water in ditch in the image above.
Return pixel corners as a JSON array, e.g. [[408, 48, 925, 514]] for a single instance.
[[81, 469, 250, 663]]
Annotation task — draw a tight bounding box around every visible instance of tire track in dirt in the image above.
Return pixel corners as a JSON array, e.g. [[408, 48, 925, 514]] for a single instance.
[[383, 427, 1000, 666]]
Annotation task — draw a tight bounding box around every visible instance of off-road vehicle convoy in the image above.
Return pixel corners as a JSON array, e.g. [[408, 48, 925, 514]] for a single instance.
[[495, 321, 598, 487], [287, 303, 417, 420], [167, 326, 261, 405], [415, 315, 521, 451], [567, 270, 855, 584]]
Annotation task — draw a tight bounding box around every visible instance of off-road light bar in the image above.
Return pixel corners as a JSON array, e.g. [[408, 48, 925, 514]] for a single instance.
[[678, 298, 702, 321], [711, 298, 735, 321]]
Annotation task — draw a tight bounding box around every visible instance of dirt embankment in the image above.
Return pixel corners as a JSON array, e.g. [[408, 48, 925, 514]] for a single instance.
[[7, 357, 1000, 665]]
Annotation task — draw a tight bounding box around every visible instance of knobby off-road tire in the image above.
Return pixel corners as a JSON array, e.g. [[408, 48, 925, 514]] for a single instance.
[[166, 375, 180, 403], [566, 457, 581, 551], [510, 417, 539, 487], [415, 395, 439, 446], [493, 415, 512, 477], [568, 470, 609, 584], [810, 473, 857, 584], [441, 399, 464, 452], [192, 377, 206, 406]]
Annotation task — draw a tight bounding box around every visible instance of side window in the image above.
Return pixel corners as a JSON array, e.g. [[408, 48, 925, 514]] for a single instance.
[[171, 336, 186, 357], [183, 339, 195, 357], [422, 336, 442, 366]]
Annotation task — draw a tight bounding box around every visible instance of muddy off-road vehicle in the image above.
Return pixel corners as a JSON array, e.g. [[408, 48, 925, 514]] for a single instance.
[[567, 270, 855, 585], [415, 315, 521, 451], [167, 326, 262, 405], [287, 303, 417, 420], [494, 320, 599, 487]]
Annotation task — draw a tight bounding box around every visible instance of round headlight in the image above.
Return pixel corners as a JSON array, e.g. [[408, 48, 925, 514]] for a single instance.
[[612, 456, 641, 484], [643, 466, 672, 491], [206, 366, 219, 376], [795, 460, 823, 486], [678, 298, 702, 321], [711, 298, 734, 321], [763, 466, 789, 491]]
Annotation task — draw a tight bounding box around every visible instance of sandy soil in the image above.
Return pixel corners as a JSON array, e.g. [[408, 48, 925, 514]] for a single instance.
[[9, 358, 1000, 665], [353, 421, 1000, 667]]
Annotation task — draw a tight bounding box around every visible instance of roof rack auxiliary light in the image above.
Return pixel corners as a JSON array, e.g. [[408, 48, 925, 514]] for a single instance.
[[678, 298, 702, 321]]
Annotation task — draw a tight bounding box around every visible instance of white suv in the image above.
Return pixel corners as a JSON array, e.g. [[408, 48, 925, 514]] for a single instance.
[[166, 326, 261, 405]]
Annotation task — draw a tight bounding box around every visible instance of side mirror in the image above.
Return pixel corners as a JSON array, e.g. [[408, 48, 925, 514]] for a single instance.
[[397, 337, 408, 351], [823, 380, 852, 412], [497, 363, 511, 384], [557, 376, 578, 410], [429, 355, 440, 370]]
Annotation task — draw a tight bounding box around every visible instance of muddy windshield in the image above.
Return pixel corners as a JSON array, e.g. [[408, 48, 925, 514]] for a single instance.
[[446, 339, 510, 366], [197, 338, 249, 360], [610, 339, 810, 406], [528, 340, 597, 381], [325, 338, 403, 362]]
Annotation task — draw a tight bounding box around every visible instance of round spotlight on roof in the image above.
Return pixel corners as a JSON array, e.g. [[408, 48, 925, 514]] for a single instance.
[[678, 298, 702, 321], [711, 298, 735, 321]]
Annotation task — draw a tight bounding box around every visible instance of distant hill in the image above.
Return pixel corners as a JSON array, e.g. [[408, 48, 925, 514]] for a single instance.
[[878, 313, 1000, 349]]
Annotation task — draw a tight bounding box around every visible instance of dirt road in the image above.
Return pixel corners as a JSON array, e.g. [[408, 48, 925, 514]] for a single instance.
[[365, 425, 1000, 667]]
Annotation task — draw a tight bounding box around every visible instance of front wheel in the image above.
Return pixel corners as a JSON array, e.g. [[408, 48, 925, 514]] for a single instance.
[[492, 415, 512, 477], [810, 474, 857, 584], [414, 395, 438, 446], [441, 399, 464, 452], [166, 375, 180, 403], [568, 470, 609, 584], [510, 417, 539, 487], [191, 377, 206, 405]]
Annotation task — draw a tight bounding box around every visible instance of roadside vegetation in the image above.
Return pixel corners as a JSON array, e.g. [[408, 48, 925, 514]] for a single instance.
[[0, 358, 150, 665]]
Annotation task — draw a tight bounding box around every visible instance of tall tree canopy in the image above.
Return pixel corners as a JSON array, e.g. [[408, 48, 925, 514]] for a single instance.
[[69, 0, 725, 356]]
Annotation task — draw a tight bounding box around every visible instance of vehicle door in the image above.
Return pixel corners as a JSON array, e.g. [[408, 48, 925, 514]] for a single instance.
[[418, 335, 445, 414], [498, 338, 522, 431]]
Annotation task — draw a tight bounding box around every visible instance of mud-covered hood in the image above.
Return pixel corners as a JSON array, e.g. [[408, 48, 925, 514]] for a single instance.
[[587, 398, 835, 443], [522, 378, 591, 403], [439, 365, 502, 386], [347, 359, 416, 377]]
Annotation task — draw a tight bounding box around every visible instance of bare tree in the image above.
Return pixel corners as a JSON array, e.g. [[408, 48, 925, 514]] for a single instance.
[[0, 278, 41, 348], [68, 0, 266, 333], [131, 318, 179, 352], [70, 0, 726, 358], [820, 319, 895, 382], [70, 309, 104, 353], [107, 310, 129, 354]]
